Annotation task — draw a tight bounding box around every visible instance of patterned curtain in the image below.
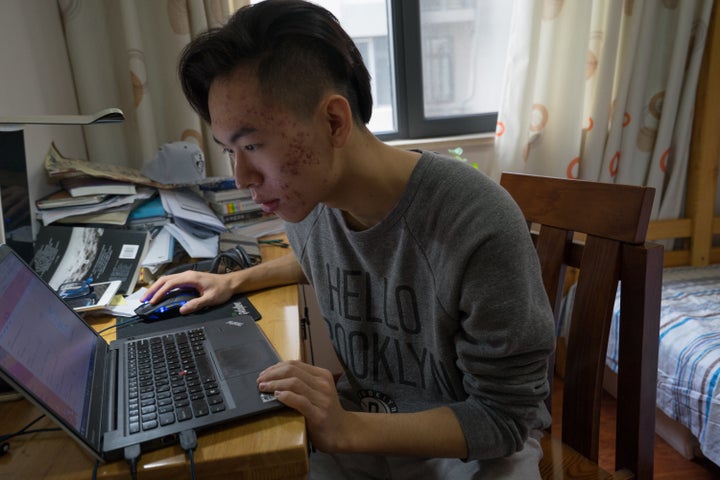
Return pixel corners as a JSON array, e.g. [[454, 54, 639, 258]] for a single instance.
[[491, 0, 714, 221], [58, 0, 250, 176]]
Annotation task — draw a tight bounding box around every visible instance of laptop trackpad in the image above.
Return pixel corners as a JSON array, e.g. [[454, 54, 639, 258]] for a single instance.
[[214, 343, 276, 378]]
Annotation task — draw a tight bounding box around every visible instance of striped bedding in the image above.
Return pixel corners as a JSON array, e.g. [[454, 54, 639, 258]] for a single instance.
[[560, 264, 720, 466]]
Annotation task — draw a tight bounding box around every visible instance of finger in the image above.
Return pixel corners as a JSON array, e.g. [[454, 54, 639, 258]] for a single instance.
[[258, 360, 321, 384], [258, 364, 335, 401], [178, 294, 210, 314], [144, 273, 196, 302], [141, 277, 171, 302], [272, 389, 318, 417]]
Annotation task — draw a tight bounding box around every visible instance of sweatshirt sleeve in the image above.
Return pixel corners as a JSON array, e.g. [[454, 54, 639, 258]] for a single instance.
[[445, 197, 555, 460]]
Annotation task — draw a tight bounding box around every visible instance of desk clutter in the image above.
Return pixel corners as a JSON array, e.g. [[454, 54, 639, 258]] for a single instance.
[[31, 142, 285, 312]]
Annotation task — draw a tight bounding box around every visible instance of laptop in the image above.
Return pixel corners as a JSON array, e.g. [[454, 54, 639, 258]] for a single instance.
[[0, 244, 284, 461]]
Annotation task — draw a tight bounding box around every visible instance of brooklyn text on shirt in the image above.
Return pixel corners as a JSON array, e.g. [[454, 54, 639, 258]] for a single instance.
[[321, 263, 463, 402]]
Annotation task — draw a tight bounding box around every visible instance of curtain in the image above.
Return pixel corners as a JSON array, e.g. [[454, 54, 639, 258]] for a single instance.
[[58, 0, 250, 177], [491, 0, 714, 221]]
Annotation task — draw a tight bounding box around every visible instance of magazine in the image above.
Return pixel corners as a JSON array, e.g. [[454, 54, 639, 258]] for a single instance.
[[31, 225, 150, 294]]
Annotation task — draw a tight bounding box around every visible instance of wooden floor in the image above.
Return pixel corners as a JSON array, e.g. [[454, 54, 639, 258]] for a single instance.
[[551, 376, 720, 479]]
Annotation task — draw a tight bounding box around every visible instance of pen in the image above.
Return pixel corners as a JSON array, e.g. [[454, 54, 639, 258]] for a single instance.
[[258, 239, 289, 248]]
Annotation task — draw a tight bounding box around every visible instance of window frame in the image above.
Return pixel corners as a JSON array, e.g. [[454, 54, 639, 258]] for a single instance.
[[380, 0, 499, 141]]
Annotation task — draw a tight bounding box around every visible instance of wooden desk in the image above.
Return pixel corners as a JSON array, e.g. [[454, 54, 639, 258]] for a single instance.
[[0, 241, 308, 480]]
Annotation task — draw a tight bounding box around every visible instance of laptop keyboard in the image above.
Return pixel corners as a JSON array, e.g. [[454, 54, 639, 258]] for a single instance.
[[126, 328, 226, 434]]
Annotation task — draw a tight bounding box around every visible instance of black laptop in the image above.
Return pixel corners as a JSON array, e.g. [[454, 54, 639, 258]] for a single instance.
[[0, 244, 284, 461]]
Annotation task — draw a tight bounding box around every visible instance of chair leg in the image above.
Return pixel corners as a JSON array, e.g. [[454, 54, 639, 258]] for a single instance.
[[616, 243, 663, 479]]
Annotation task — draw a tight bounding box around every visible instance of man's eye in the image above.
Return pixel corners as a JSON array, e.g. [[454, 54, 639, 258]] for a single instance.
[[244, 144, 256, 152]]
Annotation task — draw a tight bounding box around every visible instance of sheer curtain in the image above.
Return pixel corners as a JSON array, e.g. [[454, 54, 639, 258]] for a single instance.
[[58, 0, 250, 177], [491, 0, 714, 221]]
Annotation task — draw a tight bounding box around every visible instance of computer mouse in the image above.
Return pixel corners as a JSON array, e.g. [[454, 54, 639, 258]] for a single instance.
[[134, 288, 200, 322]]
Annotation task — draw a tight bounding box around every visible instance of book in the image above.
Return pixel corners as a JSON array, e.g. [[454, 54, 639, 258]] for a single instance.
[[36, 189, 108, 210], [30, 225, 150, 294], [199, 178, 252, 202], [203, 188, 252, 202], [218, 210, 266, 225], [34, 187, 155, 227], [128, 196, 167, 221], [52, 206, 134, 226], [60, 175, 137, 197], [227, 216, 285, 238], [209, 197, 262, 216], [198, 177, 237, 191]]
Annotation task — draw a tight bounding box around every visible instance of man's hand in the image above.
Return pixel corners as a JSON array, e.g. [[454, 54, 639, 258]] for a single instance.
[[142, 270, 235, 314], [257, 360, 354, 453]]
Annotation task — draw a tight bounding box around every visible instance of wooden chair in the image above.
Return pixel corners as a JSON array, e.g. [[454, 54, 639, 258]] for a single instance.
[[500, 173, 664, 480]]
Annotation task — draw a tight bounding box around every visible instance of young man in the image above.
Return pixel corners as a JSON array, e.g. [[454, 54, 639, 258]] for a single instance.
[[144, 1, 555, 478]]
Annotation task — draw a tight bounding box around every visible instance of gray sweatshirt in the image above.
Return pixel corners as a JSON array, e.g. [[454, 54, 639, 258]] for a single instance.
[[286, 150, 554, 461]]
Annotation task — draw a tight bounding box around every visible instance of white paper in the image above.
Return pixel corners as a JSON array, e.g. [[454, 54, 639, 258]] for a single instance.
[[141, 228, 174, 266], [164, 223, 218, 258], [159, 188, 226, 233]]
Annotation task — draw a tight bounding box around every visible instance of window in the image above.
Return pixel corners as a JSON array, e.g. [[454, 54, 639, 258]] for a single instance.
[[248, 0, 514, 140]]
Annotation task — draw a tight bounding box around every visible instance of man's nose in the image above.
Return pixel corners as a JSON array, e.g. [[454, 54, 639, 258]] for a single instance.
[[233, 154, 261, 189]]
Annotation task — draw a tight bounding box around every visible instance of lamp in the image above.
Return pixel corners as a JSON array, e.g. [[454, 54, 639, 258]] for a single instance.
[[0, 108, 125, 260], [0, 107, 125, 126]]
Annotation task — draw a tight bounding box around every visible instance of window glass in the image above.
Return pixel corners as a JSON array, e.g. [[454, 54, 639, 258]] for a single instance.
[[419, 0, 513, 120]]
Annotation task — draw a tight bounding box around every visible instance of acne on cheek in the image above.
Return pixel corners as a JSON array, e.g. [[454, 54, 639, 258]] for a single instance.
[[286, 188, 307, 208]]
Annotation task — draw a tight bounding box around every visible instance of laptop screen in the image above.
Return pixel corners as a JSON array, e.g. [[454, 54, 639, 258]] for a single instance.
[[0, 248, 97, 435]]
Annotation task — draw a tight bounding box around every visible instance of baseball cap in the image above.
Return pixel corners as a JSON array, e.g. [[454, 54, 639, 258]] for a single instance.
[[142, 141, 206, 185]]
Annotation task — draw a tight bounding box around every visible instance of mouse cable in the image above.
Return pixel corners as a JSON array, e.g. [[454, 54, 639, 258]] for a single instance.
[[124, 444, 141, 480], [0, 414, 45, 442], [97, 316, 142, 335], [179, 429, 198, 480], [0, 414, 60, 456]]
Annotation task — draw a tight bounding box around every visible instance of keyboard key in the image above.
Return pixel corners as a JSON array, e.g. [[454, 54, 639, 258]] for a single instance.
[[142, 420, 158, 430], [192, 400, 209, 417], [176, 406, 193, 422], [141, 412, 157, 423], [159, 412, 175, 426]]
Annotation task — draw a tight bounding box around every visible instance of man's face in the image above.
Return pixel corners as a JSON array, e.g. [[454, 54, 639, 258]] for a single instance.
[[208, 67, 339, 223]]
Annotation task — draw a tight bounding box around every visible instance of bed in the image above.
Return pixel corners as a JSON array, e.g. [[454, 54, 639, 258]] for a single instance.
[[559, 3, 720, 467], [560, 263, 720, 465]]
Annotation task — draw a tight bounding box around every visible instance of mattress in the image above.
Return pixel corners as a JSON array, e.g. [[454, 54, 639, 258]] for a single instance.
[[559, 264, 720, 466]]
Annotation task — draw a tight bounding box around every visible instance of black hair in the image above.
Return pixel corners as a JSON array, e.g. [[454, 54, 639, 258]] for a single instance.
[[178, 0, 373, 126]]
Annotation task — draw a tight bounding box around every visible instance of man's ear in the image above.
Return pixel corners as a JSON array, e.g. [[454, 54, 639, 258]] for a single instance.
[[323, 95, 353, 148]]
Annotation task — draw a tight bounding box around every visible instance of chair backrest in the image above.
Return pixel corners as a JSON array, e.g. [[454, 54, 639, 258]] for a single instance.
[[500, 172, 663, 479]]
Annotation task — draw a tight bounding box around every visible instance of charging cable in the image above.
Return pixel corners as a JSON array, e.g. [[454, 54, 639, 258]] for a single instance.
[[124, 444, 141, 480], [179, 429, 198, 480]]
